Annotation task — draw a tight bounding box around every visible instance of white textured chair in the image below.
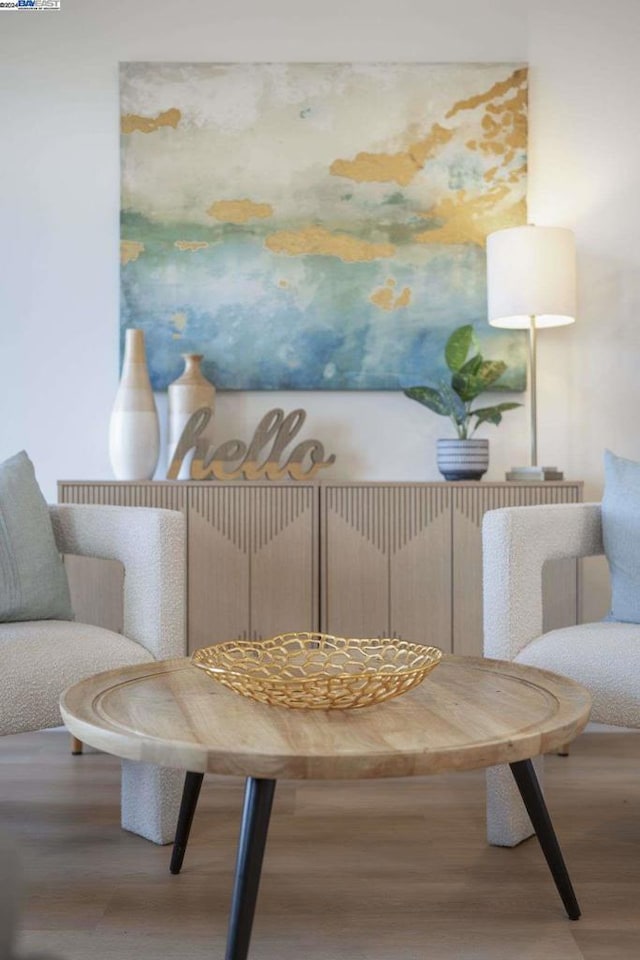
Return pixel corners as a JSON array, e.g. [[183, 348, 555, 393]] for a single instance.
[[483, 501, 640, 847], [0, 503, 186, 845]]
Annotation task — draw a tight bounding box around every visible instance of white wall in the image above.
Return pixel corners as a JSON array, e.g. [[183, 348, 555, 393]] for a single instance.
[[2, 0, 639, 618], [527, 0, 640, 616]]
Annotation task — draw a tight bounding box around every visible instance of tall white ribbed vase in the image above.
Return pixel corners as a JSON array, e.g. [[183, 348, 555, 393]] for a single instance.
[[109, 329, 160, 481], [167, 354, 216, 479]]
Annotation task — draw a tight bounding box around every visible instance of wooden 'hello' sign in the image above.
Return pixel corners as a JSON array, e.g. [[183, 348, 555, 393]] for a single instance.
[[167, 408, 336, 481]]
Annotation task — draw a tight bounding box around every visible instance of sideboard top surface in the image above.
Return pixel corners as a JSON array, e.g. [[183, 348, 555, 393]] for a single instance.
[[58, 479, 583, 489]]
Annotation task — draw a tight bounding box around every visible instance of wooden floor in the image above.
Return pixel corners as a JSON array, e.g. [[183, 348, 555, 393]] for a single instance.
[[1, 729, 639, 960]]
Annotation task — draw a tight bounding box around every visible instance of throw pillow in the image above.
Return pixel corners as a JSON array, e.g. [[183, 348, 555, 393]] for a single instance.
[[602, 449, 640, 623], [0, 451, 73, 622]]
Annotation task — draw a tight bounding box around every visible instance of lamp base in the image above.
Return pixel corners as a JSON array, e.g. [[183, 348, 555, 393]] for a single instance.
[[505, 466, 564, 482]]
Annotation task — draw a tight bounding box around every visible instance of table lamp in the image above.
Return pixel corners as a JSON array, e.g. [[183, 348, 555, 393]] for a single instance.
[[486, 224, 576, 481]]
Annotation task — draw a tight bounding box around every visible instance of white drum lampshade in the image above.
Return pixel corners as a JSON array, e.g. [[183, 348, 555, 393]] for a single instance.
[[487, 225, 576, 329]]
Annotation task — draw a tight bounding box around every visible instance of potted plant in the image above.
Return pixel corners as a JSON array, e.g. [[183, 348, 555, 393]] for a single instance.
[[404, 324, 521, 480]]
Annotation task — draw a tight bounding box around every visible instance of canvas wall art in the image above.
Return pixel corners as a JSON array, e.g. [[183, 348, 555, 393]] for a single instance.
[[120, 62, 528, 391]]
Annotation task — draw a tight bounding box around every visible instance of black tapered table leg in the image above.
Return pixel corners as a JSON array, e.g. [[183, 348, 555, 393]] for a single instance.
[[510, 759, 580, 920], [225, 777, 276, 960], [170, 771, 204, 875]]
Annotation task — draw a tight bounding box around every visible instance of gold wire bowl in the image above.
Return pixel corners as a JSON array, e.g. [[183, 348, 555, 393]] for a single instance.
[[191, 632, 442, 710]]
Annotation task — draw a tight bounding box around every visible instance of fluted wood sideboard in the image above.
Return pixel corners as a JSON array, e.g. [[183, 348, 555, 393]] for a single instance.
[[58, 480, 582, 656]]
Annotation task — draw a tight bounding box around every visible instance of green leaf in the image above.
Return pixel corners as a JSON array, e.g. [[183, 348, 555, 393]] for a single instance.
[[458, 354, 483, 377], [475, 360, 507, 390], [451, 372, 487, 403], [439, 381, 466, 422], [471, 402, 522, 428], [474, 401, 522, 415], [403, 386, 450, 417], [445, 325, 476, 372]]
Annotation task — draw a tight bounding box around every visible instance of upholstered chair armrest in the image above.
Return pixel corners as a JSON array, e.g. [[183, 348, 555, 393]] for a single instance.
[[49, 504, 186, 660], [483, 502, 603, 662]]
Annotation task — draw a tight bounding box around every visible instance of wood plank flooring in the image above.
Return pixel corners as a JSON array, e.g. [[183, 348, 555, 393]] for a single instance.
[[1, 728, 638, 960]]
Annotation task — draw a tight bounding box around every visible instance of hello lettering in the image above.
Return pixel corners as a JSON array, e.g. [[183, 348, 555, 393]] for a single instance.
[[167, 407, 336, 481]]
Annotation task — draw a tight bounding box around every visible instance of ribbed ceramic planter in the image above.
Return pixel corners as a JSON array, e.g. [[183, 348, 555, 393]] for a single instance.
[[437, 438, 489, 481]]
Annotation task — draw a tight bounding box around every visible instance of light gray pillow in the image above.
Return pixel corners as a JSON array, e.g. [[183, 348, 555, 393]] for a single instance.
[[602, 449, 640, 623], [0, 451, 73, 622]]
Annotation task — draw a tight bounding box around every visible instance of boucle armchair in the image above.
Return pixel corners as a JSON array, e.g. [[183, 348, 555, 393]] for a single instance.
[[0, 503, 186, 845], [483, 501, 639, 847]]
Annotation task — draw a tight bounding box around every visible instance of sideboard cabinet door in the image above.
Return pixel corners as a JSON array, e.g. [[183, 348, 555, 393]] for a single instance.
[[188, 484, 317, 651], [321, 485, 452, 651]]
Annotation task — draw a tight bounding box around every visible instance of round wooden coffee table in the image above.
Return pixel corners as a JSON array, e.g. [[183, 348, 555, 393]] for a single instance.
[[60, 655, 591, 960]]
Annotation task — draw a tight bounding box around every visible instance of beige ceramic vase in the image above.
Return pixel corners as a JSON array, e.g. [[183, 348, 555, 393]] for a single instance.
[[167, 354, 216, 478], [109, 329, 160, 480]]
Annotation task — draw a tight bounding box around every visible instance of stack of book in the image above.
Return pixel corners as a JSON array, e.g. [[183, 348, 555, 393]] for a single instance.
[[505, 466, 564, 481]]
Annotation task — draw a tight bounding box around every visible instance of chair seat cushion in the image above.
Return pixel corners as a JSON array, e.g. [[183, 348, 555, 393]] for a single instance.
[[0, 620, 152, 736], [515, 620, 640, 728]]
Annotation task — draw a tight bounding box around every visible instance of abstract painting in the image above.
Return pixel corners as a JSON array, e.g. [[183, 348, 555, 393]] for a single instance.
[[120, 63, 528, 390]]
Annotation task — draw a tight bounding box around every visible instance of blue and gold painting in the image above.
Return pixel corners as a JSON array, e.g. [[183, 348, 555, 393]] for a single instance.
[[120, 62, 528, 391]]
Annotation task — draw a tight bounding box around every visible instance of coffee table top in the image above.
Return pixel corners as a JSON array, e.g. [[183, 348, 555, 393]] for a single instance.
[[60, 655, 591, 780]]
